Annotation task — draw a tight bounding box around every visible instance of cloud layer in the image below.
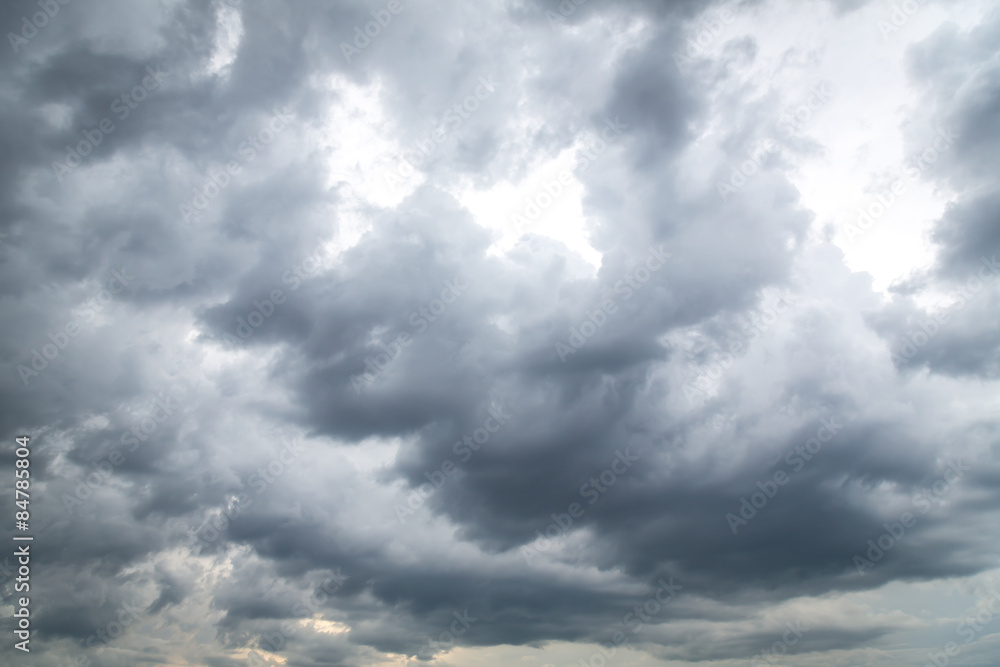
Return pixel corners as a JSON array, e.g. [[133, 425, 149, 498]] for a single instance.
[[1, 0, 999, 666]]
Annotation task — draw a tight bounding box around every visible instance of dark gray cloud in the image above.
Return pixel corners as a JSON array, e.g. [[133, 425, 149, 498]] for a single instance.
[[1, 1, 998, 666]]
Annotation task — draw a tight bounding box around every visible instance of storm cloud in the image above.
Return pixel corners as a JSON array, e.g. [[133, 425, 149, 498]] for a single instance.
[[1, 1, 999, 666]]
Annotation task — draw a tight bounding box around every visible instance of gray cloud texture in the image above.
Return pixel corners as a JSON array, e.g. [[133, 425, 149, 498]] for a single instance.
[[1, 0, 999, 666]]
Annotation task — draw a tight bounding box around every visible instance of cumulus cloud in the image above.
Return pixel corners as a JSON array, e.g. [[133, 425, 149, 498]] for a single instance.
[[1, 0, 999, 666]]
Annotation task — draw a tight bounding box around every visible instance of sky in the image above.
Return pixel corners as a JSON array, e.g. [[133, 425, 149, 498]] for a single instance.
[[1, 0, 1000, 666]]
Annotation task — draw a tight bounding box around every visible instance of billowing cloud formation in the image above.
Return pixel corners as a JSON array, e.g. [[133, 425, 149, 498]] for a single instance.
[[1, 1, 999, 666]]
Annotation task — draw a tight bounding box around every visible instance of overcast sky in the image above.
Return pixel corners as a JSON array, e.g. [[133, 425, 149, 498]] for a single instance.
[[2, 0, 1000, 666]]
